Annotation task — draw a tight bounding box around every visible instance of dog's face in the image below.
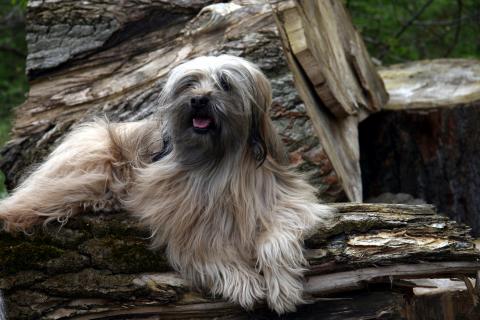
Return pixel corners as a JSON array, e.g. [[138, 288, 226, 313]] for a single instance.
[[159, 55, 276, 166]]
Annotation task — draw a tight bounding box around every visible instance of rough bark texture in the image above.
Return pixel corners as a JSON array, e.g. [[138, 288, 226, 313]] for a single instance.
[[0, 0, 345, 202], [1, 203, 479, 319], [361, 59, 480, 236]]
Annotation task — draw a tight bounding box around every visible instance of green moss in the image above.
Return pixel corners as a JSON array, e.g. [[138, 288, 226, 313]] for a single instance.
[[80, 236, 170, 273], [90, 218, 146, 239], [110, 240, 170, 273], [0, 242, 64, 274]]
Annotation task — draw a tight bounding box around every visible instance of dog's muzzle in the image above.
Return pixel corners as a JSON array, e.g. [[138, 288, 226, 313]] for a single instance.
[[191, 95, 215, 134]]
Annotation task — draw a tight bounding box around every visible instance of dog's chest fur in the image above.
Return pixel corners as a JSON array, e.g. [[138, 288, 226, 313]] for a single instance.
[[127, 154, 269, 262]]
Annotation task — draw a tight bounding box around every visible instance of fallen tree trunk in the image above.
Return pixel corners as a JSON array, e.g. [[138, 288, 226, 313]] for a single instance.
[[1, 203, 479, 319]]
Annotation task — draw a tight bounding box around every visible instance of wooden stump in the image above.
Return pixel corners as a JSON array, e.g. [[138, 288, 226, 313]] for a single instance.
[[361, 59, 480, 235]]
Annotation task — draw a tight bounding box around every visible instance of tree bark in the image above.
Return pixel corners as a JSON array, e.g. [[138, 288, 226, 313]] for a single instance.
[[361, 59, 480, 235], [1, 203, 479, 319]]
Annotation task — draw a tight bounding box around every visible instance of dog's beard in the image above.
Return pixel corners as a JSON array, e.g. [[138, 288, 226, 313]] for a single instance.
[[165, 96, 250, 167]]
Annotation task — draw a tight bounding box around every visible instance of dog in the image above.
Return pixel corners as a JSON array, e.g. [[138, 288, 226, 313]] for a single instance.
[[0, 55, 334, 314]]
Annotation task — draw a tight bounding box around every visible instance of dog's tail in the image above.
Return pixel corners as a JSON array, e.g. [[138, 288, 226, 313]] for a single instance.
[[0, 119, 138, 232], [0, 119, 164, 233]]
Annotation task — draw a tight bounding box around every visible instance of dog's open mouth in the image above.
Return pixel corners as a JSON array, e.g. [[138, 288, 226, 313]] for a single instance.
[[192, 116, 214, 133]]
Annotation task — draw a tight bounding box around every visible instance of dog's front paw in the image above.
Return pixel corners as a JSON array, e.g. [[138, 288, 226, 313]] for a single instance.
[[265, 268, 305, 314], [216, 267, 266, 310], [313, 203, 337, 225]]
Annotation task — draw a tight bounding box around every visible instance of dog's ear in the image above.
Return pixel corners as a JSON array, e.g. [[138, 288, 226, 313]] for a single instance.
[[250, 112, 268, 166], [249, 70, 288, 167], [250, 112, 289, 167]]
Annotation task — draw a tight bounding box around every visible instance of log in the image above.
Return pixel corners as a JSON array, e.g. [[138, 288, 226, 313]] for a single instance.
[[0, 0, 346, 202], [361, 59, 480, 235], [271, 0, 387, 117], [269, 0, 389, 202], [1, 203, 479, 319]]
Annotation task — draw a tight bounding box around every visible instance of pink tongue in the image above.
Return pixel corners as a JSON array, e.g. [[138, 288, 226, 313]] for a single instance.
[[193, 117, 212, 129]]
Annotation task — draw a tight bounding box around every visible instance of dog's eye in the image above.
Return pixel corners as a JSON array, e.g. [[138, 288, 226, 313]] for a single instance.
[[183, 81, 195, 90], [175, 82, 193, 94], [219, 75, 230, 91], [177, 78, 197, 93]]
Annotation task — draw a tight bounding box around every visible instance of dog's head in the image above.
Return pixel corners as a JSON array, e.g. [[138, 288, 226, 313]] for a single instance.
[[159, 55, 285, 166]]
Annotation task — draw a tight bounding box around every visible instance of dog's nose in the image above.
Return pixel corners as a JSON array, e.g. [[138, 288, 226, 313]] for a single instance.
[[191, 96, 209, 109]]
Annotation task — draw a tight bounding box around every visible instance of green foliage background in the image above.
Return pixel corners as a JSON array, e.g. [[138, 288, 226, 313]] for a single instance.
[[347, 0, 480, 64], [0, 1, 27, 197], [0, 0, 479, 196]]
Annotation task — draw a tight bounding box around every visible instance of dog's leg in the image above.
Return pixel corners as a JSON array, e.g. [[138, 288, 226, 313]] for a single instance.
[[212, 260, 266, 310], [256, 226, 306, 314], [188, 257, 266, 310], [257, 203, 334, 314], [0, 121, 120, 232]]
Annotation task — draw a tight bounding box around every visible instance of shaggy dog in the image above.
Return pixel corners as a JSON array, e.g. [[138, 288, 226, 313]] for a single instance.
[[0, 55, 334, 313]]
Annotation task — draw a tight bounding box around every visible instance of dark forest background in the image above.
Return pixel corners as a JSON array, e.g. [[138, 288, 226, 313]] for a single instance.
[[0, 0, 479, 196]]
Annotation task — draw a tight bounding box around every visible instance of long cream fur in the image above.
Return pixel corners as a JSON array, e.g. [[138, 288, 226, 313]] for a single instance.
[[0, 55, 334, 314]]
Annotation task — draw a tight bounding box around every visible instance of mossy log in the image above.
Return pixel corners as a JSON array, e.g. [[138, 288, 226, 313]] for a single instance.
[[1, 203, 479, 319]]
